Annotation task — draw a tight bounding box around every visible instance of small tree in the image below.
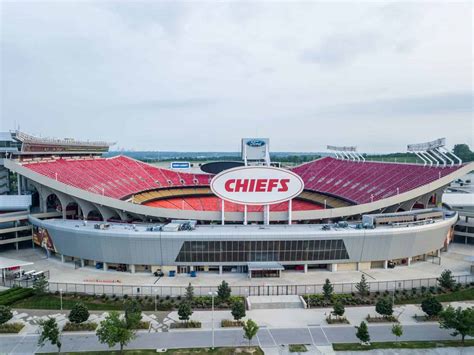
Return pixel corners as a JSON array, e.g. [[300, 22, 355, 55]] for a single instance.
[[178, 302, 193, 322], [124, 299, 142, 329], [375, 297, 393, 318], [438, 269, 456, 290], [392, 324, 403, 342], [438, 306, 474, 344], [243, 319, 259, 346], [68, 302, 90, 324], [185, 282, 194, 302], [231, 301, 246, 321], [421, 296, 443, 318], [217, 280, 231, 301], [332, 301, 345, 319], [355, 321, 370, 345], [96, 311, 135, 354], [355, 274, 370, 298], [322, 279, 333, 301], [0, 305, 13, 324], [38, 317, 62, 354], [33, 275, 48, 295]]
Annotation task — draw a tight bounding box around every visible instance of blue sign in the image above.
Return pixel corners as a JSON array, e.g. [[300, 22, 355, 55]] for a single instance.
[[246, 139, 266, 147], [171, 162, 191, 169]]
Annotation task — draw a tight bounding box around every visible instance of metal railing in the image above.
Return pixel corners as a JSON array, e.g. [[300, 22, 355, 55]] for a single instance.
[[2, 274, 472, 298]]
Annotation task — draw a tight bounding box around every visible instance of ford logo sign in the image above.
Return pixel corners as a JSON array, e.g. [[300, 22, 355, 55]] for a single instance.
[[211, 166, 304, 205], [246, 140, 266, 147]]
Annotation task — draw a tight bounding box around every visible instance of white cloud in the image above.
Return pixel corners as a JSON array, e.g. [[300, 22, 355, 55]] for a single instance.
[[0, 1, 472, 152]]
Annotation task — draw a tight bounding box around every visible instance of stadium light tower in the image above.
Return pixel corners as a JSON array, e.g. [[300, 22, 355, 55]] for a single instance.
[[407, 138, 462, 168], [327, 145, 363, 162]]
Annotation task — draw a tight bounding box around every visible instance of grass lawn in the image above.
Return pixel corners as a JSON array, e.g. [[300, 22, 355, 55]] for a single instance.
[[13, 294, 124, 311], [42, 347, 264, 355], [396, 288, 474, 305], [333, 339, 474, 351]]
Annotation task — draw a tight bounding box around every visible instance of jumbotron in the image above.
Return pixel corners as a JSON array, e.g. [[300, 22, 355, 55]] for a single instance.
[[1, 132, 472, 278]]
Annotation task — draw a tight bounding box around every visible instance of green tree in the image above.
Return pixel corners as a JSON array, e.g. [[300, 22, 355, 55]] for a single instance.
[[375, 298, 393, 318], [438, 269, 456, 290], [332, 301, 345, 318], [185, 282, 194, 302], [68, 302, 90, 324], [38, 317, 62, 354], [243, 319, 259, 346], [421, 296, 443, 318], [231, 301, 246, 321], [124, 299, 142, 329], [0, 305, 13, 324], [33, 275, 48, 295], [323, 279, 333, 301], [178, 302, 193, 322], [355, 274, 370, 298], [217, 280, 231, 301], [355, 321, 370, 344], [453, 144, 474, 162], [438, 306, 474, 344], [96, 311, 135, 354], [392, 324, 403, 342]]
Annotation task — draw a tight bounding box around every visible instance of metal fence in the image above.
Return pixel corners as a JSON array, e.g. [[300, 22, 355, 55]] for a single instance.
[[3, 274, 472, 297]]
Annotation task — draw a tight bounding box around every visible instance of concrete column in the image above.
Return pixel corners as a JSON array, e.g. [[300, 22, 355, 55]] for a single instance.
[[130, 265, 136, 274], [219, 265, 223, 275], [103, 262, 108, 271], [17, 174, 21, 195], [436, 249, 441, 257], [80, 259, 85, 268], [383, 260, 388, 269], [407, 257, 412, 266], [61, 254, 65, 263], [330, 263, 338, 272], [304, 264, 308, 273], [356, 262, 361, 271]]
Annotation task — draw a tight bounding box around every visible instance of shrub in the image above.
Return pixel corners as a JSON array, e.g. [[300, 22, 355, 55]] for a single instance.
[[421, 296, 443, 318], [0, 322, 24, 333], [68, 303, 89, 324], [221, 319, 244, 327], [63, 322, 97, 331], [375, 298, 393, 318], [231, 301, 246, 321], [170, 320, 201, 329], [0, 305, 13, 325]]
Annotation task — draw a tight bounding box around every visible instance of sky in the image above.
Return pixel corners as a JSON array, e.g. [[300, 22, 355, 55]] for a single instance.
[[1, 1, 472, 153]]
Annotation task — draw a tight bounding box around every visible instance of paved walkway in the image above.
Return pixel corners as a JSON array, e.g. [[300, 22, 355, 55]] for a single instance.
[[0, 324, 471, 354], [2, 244, 472, 287]]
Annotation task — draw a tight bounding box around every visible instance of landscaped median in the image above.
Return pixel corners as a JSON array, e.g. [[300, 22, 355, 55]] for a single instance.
[[41, 347, 264, 355], [333, 339, 474, 351]]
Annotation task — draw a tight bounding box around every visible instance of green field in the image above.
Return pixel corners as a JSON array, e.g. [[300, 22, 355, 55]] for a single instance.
[[333, 339, 474, 351]]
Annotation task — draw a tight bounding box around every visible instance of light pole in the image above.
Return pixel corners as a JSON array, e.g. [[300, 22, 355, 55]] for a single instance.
[[208, 291, 217, 349], [59, 289, 63, 311]]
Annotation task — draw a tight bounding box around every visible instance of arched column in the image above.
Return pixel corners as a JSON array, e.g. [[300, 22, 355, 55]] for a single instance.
[[95, 205, 120, 222]]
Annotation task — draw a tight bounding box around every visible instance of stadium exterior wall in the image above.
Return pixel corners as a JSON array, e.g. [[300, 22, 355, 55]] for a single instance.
[[28, 213, 456, 270], [5, 159, 474, 222]]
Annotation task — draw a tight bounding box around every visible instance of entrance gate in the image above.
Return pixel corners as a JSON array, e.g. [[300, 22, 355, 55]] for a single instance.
[[248, 285, 299, 296]]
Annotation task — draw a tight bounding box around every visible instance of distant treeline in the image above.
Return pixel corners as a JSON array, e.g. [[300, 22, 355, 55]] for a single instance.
[[107, 144, 473, 164]]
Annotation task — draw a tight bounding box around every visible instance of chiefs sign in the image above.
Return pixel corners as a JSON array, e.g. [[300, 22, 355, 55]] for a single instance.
[[210, 166, 304, 205]]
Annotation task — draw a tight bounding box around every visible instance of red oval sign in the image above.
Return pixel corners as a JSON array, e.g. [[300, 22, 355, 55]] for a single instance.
[[210, 166, 304, 205]]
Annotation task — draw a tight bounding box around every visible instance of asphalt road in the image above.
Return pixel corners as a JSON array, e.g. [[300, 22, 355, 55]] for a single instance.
[[0, 324, 461, 354]]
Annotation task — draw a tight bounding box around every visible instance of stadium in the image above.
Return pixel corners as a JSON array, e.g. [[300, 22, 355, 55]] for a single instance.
[[1, 131, 473, 278]]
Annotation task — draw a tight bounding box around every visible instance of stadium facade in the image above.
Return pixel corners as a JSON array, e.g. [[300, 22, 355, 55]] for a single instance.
[[1, 131, 473, 276]]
